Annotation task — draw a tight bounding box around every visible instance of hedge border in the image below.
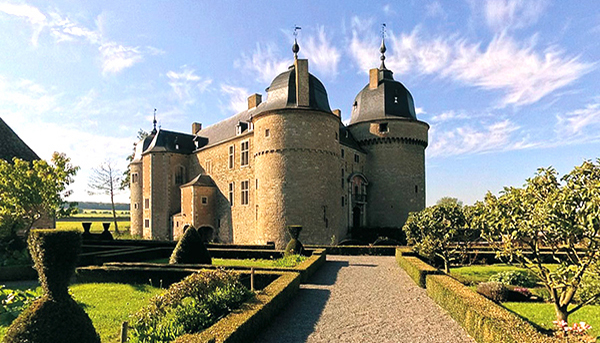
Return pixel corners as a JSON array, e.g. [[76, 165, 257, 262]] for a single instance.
[[305, 245, 397, 256], [395, 247, 438, 288], [0, 265, 38, 281], [102, 248, 326, 283], [426, 274, 558, 343], [173, 272, 301, 343]]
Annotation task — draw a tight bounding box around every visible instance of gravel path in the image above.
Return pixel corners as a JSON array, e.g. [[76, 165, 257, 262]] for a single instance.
[[254, 255, 475, 343]]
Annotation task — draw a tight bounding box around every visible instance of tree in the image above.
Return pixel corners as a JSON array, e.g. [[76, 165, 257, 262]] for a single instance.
[[436, 196, 463, 207], [120, 129, 149, 190], [472, 161, 600, 323], [0, 152, 79, 239], [403, 202, 469, 273], [88, 161, 122, 233]]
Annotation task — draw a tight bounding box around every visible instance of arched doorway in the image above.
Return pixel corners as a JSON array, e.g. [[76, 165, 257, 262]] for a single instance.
[[198, 226, 214, 243], [352, 206, 361, 229]]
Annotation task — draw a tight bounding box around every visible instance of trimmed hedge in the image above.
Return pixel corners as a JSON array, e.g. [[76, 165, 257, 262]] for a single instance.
[[4, 229, 100, 343], [426, 274, 558, 343], [169, 226, 211, 264], [305, 245, 397, 256], [395, 248, 438, 288], [0, 265, 38, 281], [173, 272, 301, 343]]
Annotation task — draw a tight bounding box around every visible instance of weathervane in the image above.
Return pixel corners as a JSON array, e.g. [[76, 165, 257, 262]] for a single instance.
[[380, 23, 387, 70], [292, 25, 301, 59], [152, 108, 157, 134]]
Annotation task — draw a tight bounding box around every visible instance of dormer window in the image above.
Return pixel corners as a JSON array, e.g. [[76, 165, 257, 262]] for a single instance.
[[236, 121, 249, 135], [379, 123, 389, 133]]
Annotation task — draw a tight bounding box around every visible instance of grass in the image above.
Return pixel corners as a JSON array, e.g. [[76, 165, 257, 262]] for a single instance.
[[503, 302, 600, 339], [55, 221, 136, 240], [71, 209, 130, 218], [0, 283, 162, 343], [147, 255, 308, 268], [451, 264, 599, 340]]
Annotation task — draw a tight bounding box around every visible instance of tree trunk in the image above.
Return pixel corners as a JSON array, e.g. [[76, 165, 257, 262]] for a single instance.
[[110, 191, 119, 234], [443, 258, 450, 274], [554, 302, 569, 323]]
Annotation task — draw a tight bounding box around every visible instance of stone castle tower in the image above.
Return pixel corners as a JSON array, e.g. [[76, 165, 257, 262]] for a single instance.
[[129, 38, 428, 247]]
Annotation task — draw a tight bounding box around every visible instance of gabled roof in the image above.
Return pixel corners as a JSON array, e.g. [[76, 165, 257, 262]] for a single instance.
[[0, 117, 40, 162], [143, 129, 197, 155]]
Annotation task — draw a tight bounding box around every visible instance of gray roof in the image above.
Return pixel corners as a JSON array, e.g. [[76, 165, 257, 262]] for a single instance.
[[181, 173, 217, 188], [349, 68, 417, 125], [0, 117, 39, 162], [339, 124, 364, 153], [194, 110, 254, 149]]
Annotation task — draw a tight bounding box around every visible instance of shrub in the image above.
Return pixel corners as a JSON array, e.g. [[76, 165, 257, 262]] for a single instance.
[[284, 225, 303, 256], [489, 270, 538, 288], [477, 281, 508, 302], [4, 229, 100, 343], [575, 272, 600, 305], [129, 269, 252, 342], [169, 225, 211, 264], [0, 286, 41, 325]]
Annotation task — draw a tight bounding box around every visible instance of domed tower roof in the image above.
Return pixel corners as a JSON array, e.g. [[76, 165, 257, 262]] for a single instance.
[[349, 39, 417, 125], [254, 39, 332, 115]]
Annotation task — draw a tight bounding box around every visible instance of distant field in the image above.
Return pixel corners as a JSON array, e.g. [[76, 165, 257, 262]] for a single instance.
[[56, 221, 135, 240]]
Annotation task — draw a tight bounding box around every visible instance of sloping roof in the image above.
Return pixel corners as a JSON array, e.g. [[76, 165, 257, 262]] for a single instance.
[[195, 110, 254, 149], [181, 173, 217, 187], [144, 129, 197, 154], [339, 124, 364, 153], [0, 117, 39, 162]]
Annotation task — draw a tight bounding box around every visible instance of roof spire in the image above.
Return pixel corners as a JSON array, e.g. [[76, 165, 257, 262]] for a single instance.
[[380, 23, 387, 70], [152, 108, 157, 134], [292, 25, 301, 60]]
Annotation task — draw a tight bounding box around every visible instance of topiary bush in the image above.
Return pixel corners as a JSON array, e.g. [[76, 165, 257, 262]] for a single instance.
[[488, 270, 538, 288], [284, 225, 303, 256], [129, 269, 252, 343], [169, 225, 211, 264], [476, 281, 508, 303], [4, 229, 100, 343]]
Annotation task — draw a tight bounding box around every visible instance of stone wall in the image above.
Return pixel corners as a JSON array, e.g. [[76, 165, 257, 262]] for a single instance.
[[129, 161, 143, 237]]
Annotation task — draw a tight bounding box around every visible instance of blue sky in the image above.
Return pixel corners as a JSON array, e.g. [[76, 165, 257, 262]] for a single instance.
[[1, 1, 599, 206]]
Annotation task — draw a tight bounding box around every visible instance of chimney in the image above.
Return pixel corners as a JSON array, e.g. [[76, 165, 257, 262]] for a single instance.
[[248, 93, 262, 109], [369, 68, 379, 90], [294, 59, 310, 107], [333, 109, 341, 118], [192, 122, 202, 134]]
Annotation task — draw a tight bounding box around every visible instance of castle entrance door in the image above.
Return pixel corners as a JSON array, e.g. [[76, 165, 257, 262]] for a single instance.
[[352, 206, 361, 229]]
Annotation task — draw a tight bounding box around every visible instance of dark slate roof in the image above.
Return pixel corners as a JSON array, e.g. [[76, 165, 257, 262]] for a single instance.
[[349, 68, 417, 125], [339, 124, 364, 153], [0, 117, 39, 162], [256, 65, 332, 114], [132, 133, 156, 162], [181, 173, 217, 188], [143, 129, 197, 154], [194, 110, 254, 149]]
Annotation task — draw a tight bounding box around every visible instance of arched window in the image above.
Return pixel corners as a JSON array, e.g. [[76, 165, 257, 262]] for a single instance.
[[175, 165, 185, 185]]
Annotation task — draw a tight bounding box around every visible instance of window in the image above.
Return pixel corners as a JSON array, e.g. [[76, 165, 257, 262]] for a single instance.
[[229, 182, 234, 205], [341, 149, 344, 158], [265, 129, 270, 137], [205, 160, 212, 174], [341, 169, 344, 188], [144, 198, 150, 209], [415, 185, 418, 193], [201, 196, 208, 205], [241, 140, 249, 167], [256, 178, 259, 189], [342, 196, 345, 207], [335, 132, 339, 141], [354, 154, 360, 163], [132, 173, 139, 183], [144, 219, 149, 228], [379, 123, 389, 133], [175, 165, 185, 185], [228, 145, 234, 169], [241, 180, 249, 205], [134, 203, 138, 210]]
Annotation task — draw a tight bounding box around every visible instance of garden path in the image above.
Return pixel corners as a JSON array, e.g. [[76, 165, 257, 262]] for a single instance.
[[255, 255, 475, 343]]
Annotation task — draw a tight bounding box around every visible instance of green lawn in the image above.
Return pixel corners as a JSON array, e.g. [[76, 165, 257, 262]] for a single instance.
[[147, 255, 307, 268], [55, 221, 136, 240], [0, 283, 162, 343], [450, 264, 525, 285], [504, 302, 600, 339]]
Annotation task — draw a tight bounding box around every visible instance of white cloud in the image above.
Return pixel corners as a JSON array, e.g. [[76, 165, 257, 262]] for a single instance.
[[166, 67, 212, 105], [220, 84, 249, 114], [484, 0, 548, 32], [0, 3, 157, 75], [383, 4, 396, 16], [235, 43, 291, 84], [99, 43, 143, 75], [426, 2, 447, 18], [349, 22, 594, 107], [556, 100, 600, 140], [0, 76, 59, 114], [430, 110, 468, 122], [302, 26, 341, 79], [415, 107, 426, 115], [428, 119, 525, 157]]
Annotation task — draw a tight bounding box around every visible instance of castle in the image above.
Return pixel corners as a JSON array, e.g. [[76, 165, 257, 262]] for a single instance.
[[129, 39, 429, 248]]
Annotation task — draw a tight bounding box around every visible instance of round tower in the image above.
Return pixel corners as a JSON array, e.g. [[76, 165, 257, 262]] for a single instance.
[[347, 38, 429, 230], [129, 134, 154, 237], [253, 42, 341, 248]]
